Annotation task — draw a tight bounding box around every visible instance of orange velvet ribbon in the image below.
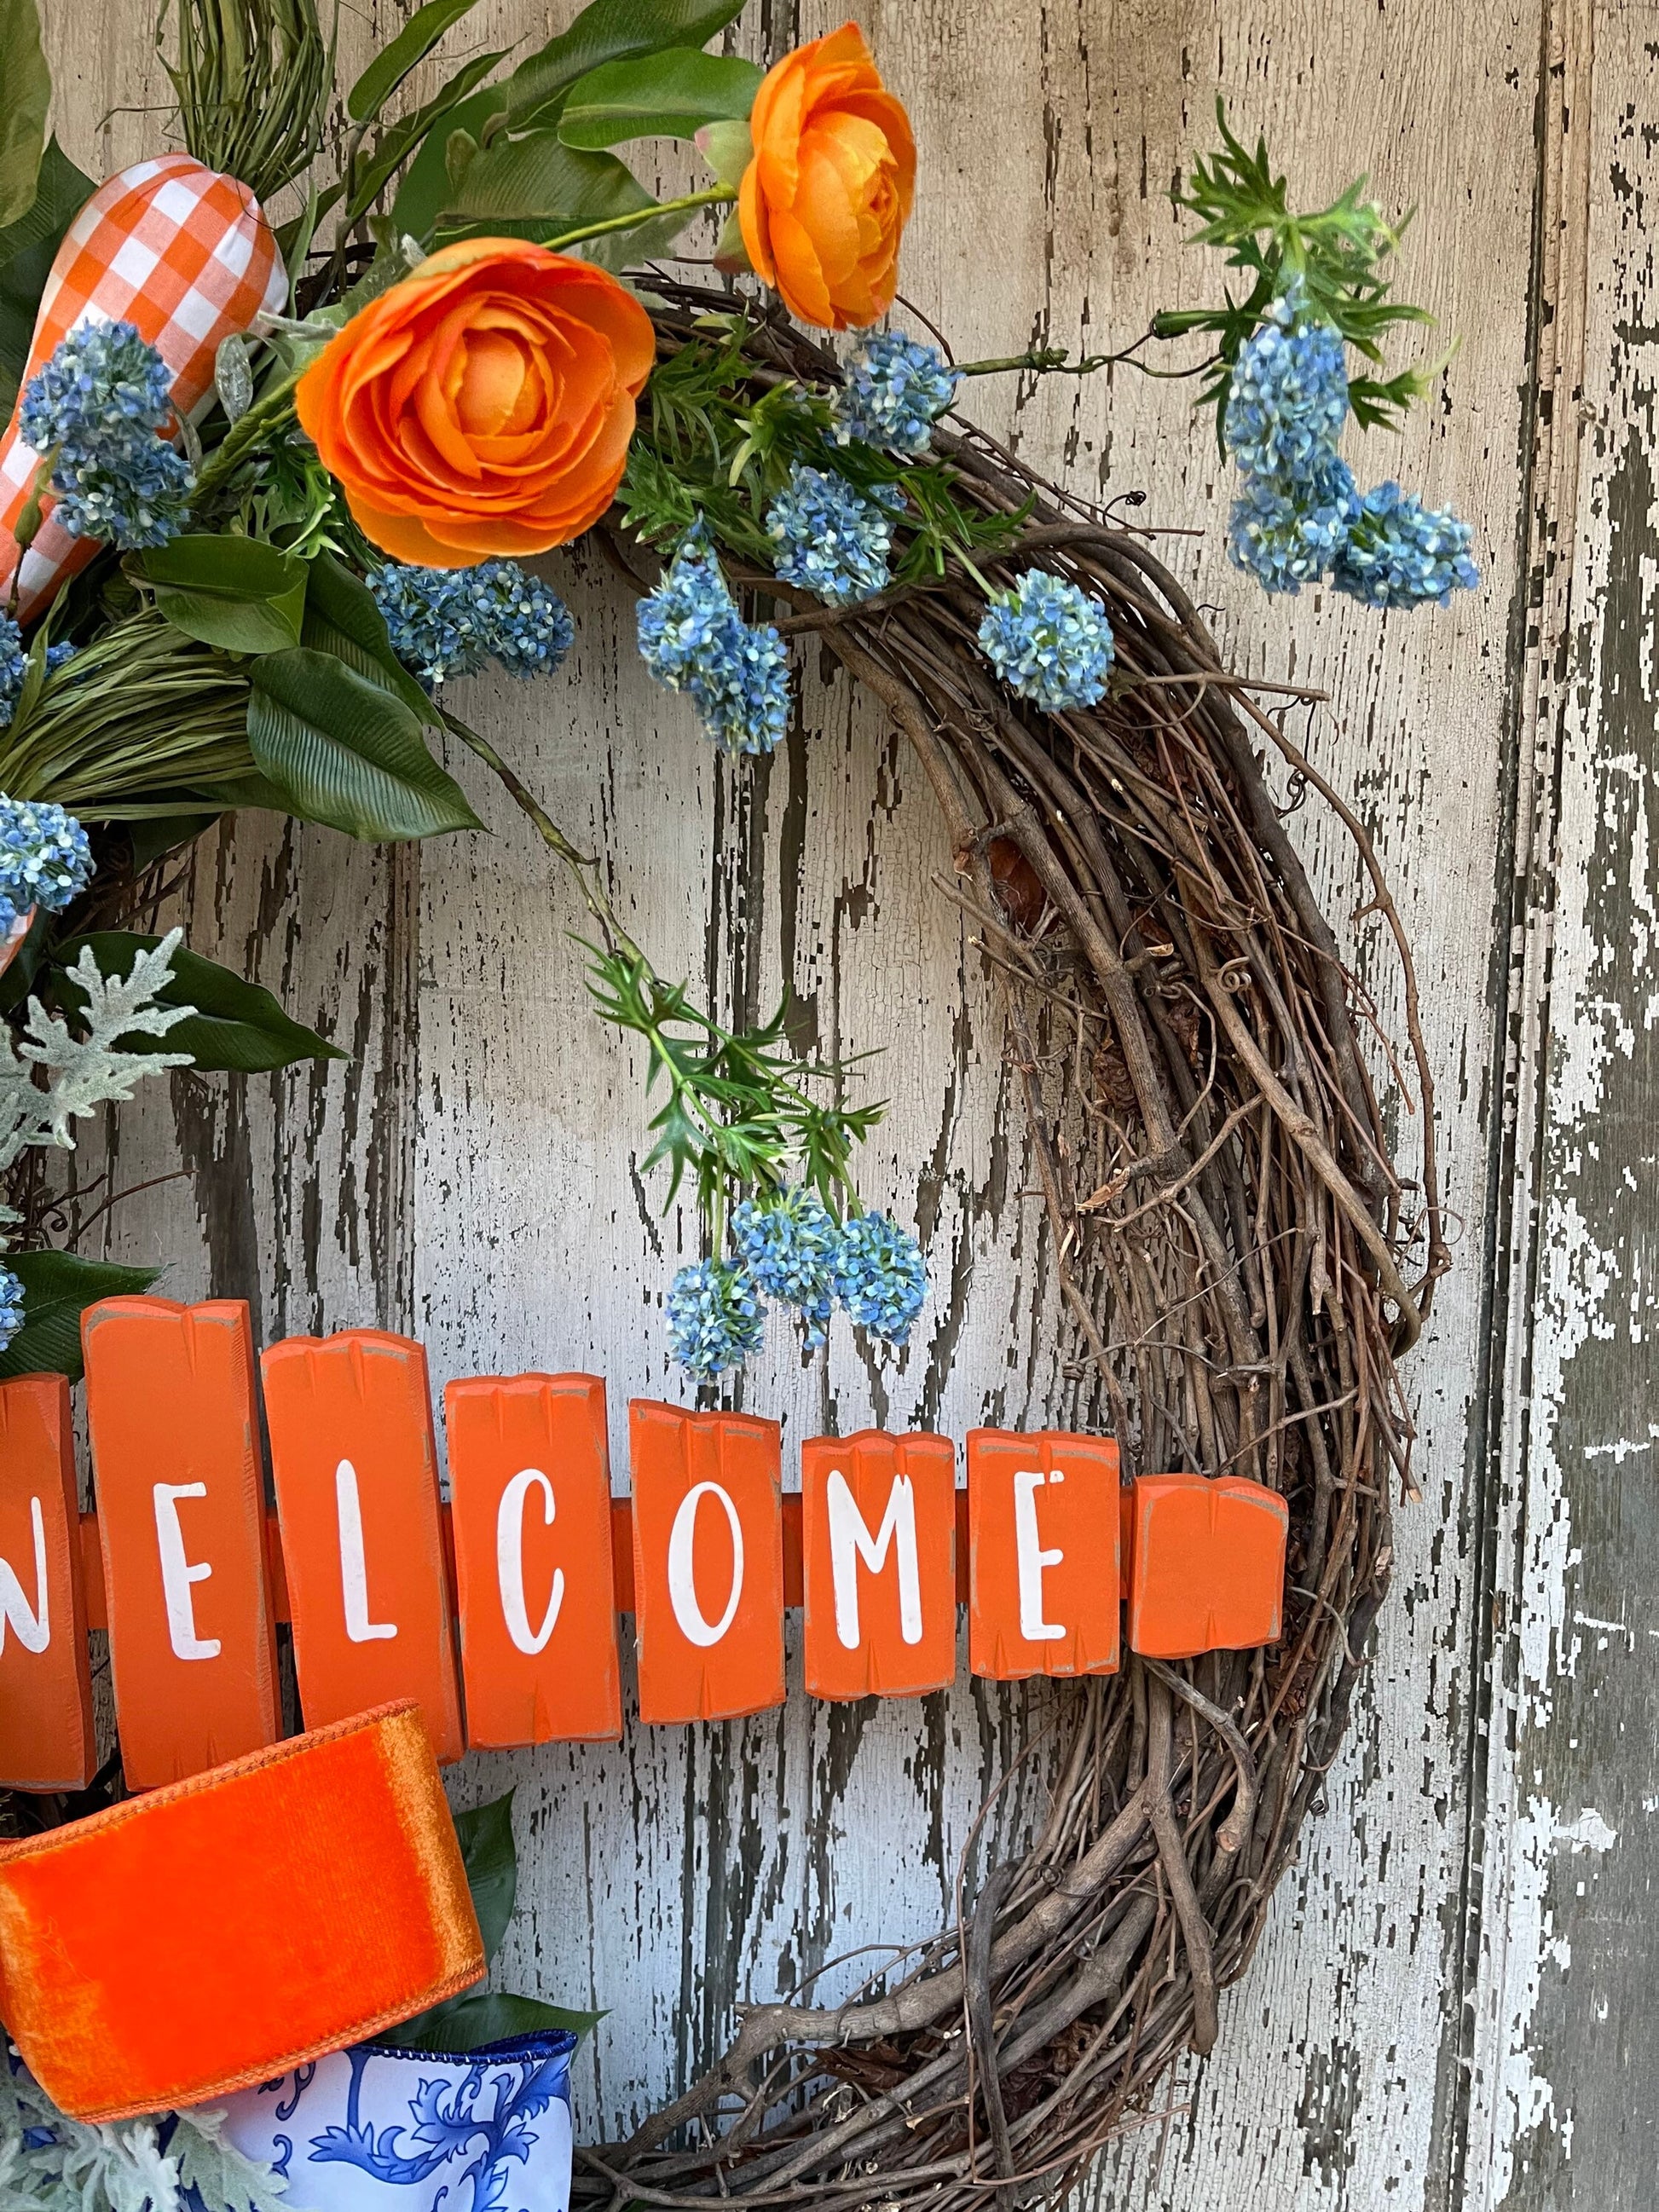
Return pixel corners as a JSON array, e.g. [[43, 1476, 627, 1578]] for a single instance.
[[0, 1701, 483, 2122]]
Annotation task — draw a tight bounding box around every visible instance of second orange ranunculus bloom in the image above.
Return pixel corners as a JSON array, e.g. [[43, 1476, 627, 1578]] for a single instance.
[[295, 239, 655, 567], [739, 22, 916, 332]]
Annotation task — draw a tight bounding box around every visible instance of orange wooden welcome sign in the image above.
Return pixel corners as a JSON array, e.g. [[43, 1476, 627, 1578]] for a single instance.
[[0, 1297, 1289, 1792]]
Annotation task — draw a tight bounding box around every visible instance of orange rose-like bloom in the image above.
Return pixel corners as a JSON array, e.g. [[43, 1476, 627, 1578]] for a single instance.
[[295, 239, 655, 565], [738, 23, 916, 332]]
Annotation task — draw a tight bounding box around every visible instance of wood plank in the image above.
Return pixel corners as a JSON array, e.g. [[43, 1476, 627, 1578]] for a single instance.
[[1465, 4, 1659, 2203], [25, 0, 1569, 2199]]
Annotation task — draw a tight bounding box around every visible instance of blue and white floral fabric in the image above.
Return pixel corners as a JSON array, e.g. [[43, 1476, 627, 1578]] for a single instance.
[[208, 2031, 576, 2212]]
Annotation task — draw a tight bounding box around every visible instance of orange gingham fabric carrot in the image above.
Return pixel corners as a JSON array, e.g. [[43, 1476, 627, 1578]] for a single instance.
[[0, 153, 286, 621]]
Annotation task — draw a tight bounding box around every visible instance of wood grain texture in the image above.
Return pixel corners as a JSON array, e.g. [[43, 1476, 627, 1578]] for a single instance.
[[32, 0, 1651, 2199]]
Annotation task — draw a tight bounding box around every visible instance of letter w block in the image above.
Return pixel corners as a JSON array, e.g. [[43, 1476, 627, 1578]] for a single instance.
[[801, 1431, 956, 1701], [83, 1298, 280, 1788]]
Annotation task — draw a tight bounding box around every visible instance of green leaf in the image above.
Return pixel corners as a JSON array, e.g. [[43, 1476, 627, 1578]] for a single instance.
[[0, 0, 51, 230], [51, 933, 345, 1072], [0, 136, 91, 413], [453, 1791, 517, 1963], [347, 49, 510, 222], [558, 49, 760, 149], [0, 1252, 161, 1383], [130, 813, 221, 869], [348, 0, 483, 124], [391, 1992, 604, 2055], [487, 0, 745, 141], [390, 85, 503, 240], [698, 118, 752, 192], [441, 130, 657, 236], [248, 648, 483, 841], [139, 535, 309, 656], [301, 552, 435, 719]]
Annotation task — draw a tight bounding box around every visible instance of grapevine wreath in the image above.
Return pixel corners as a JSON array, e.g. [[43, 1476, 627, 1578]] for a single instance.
[[0, 0, 1470, 2200]]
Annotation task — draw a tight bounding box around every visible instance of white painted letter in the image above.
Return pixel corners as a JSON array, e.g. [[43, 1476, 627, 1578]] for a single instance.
[[152, 1482, 221, 1660], [1013, 1469, 1065, 1642], [335, 1458, 396, 1642], [826, 1470, 922, 1649], [0, 1497, 50, 1656], [667, 1481, 743, 1648], [496, 1466, 564, 1656]]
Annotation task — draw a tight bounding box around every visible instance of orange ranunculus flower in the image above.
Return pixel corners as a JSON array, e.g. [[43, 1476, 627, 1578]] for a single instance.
[[295, 238, 655, 566], [738, 22, 916, 332]]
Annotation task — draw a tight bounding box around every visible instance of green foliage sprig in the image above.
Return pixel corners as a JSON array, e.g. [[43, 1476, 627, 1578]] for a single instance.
[[585, 944, 884, 1241], [1156, 101, 1440, 442]]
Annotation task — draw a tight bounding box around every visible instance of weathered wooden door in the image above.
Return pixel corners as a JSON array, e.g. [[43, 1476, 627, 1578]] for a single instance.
[[38, 0, 1655, 2202]]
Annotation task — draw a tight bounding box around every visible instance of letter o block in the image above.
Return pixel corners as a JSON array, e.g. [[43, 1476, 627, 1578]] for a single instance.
[[1127, 1472, 1287, 1659], [968, 1430, 1121, 1679], [801, 1430, 956, 1702], [629, 1402, 783, 1724]]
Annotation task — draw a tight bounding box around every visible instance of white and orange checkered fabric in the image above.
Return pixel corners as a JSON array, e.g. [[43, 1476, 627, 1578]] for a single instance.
[[0, 153, 286, 622]]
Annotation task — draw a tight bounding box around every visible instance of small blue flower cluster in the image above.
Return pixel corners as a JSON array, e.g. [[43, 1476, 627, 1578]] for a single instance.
[[667, 1188, 928, 1377], [0, 611, 77, 729], [667, 1256, 766, 1380], [0, 794, 94, 933], [766, 465, 895, 608], [371, 561, 575, 688], [833, 332, 960, 455], [19, 320, 193, 551], [1332, 481, 1481, 609], [978, 569, 1116, 712], [1224, 285, 1478, 609], [637, 530, 792, 756], [0, 1264, 24, 1355]]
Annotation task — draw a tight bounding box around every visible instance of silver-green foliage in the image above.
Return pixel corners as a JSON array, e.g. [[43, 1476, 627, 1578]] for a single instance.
[[0, 2056, 288, 2212]]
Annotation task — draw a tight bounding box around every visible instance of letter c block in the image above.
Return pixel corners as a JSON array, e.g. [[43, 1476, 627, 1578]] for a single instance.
[[968, 1429, 1121, 1680], [446, 1373, 621, 1747], [801, 1430, 956, 1701], [0, 1374, 95, 1791], [1127, 1472, 1287, 1658], [82, 1298, 280, 1788], [629, 1401, 783, 1724], [262, 1331, 464, 1762]]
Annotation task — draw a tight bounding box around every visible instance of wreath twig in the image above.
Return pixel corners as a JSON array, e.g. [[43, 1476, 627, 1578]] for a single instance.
[[506, 291, 1444, 2209]]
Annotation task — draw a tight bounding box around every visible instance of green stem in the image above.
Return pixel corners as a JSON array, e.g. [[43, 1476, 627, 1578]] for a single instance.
[[540, 187, 731, 256], [188, 370, 303, 508]]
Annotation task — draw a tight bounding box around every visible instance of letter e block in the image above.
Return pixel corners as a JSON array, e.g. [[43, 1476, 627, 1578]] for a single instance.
[[447, 1373, 621, 1747], [629, 1401, 783, 1724], [802, 1431, 955, 1701], [0, 1375, 94, 1791], [83, 1299, 280, 1788], [968, 1429, 1120, 1679], [1127, 1472, 1287, 1658], [262, 1331, 464, 1761]]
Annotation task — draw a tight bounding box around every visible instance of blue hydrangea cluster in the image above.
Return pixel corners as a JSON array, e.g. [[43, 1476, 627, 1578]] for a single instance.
[[666, 1191, 928, 1377], [667, 1256, 766, 1380], [0, 795, 94, 932], [1332, 482, 1482, 609], [766, 465, 894, 608], [830, 1210, 929, 1345], [370, 560, 575, 688], [18, 320, 193, 550], [1223, 284, 1477, 608], [978, 569, 1116, 712], [637, 530, 792, 756], [0, 612, 77, 729], [833, 332, 960, 454], [1223, 292, 1350, 481], [732, 1184, 841, 1344], [1228, 455, 1361, 596], [0, 1264, 24, 1354]]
